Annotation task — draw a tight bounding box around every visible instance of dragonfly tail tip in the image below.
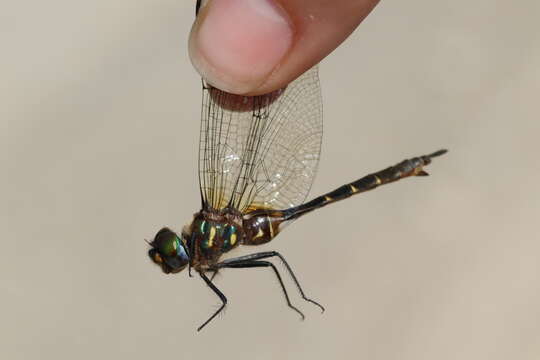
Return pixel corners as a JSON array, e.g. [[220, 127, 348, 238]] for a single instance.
[[429, 149, 448, 158]]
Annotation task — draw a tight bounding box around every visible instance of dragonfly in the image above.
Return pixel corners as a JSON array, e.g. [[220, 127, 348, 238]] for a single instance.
[[148, 1, 447, 332]]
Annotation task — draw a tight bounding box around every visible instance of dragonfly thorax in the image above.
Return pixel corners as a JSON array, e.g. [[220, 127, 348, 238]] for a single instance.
[[184, 211, 244, 269]]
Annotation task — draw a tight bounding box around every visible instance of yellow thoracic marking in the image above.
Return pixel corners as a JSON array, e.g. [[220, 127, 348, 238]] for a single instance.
[[374, 175, 382, 185], [267, 216, 274, 237], [230, 232, 237, 245], [324, 196, 332, 202], [349, 184, 359, 193], [208, 226, 216, 247], [254, 228, 264, 239]]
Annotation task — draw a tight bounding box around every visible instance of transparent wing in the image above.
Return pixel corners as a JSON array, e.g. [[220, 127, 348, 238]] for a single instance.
[[198, 66, 323, 212]]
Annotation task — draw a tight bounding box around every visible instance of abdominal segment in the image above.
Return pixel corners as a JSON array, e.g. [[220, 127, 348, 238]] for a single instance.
[[243, 213, 287, 245]]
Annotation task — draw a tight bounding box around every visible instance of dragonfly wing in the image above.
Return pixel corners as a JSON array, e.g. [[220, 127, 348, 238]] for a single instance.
[[198, 66, 323, 212]]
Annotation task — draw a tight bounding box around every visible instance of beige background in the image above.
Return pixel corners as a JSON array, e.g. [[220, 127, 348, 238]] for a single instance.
[[2, 0, 540, 359]]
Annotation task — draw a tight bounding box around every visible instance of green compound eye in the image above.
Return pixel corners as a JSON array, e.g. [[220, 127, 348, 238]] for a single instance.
[[154, 229, 180, 257], [149, 228, 189, 272]]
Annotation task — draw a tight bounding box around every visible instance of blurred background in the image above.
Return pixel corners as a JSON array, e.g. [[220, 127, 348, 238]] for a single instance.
[[2, 0, 539, 359]]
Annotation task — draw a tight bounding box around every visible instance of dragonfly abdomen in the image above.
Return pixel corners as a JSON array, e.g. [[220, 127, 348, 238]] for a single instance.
[[283, 150, 447, 221], [243, 212, 285, 245]]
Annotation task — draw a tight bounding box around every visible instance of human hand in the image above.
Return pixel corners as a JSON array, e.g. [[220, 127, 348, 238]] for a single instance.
[[189, 0, 380, 95]]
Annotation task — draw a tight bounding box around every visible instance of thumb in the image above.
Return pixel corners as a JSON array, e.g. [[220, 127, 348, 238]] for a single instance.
[[189, 0, 380, 95]]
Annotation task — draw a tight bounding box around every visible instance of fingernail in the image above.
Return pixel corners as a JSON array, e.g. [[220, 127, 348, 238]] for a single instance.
[[189, 0, 293, 94]]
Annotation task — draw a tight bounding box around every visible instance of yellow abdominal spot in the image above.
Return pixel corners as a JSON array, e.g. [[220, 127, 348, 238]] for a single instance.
[[350, 184, 359, 193], [267, 217, 274, 237], [254, 228, 264, 239], [324, 196, 332, 202], [230, 233, 237, 245]]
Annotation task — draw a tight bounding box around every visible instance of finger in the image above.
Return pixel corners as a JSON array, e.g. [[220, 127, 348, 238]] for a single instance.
[[189, 0, 380, 95]]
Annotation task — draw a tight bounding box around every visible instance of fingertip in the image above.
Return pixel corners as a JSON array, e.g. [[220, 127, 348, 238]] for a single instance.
[[189, 0, 294, 95]]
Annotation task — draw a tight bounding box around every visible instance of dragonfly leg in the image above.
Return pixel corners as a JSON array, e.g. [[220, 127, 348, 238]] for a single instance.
[[198, 272, 227, 332], [217, 251, 325, 313], [215, 259, 305, 320], [209, 269, 219, 282]]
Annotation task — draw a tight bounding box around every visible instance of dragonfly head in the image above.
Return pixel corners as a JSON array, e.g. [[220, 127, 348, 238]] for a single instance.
[[148, 227, 190, 274]]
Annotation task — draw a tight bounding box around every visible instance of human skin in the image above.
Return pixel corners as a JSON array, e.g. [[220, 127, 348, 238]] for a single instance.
[[189, 0, 380, 95]]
